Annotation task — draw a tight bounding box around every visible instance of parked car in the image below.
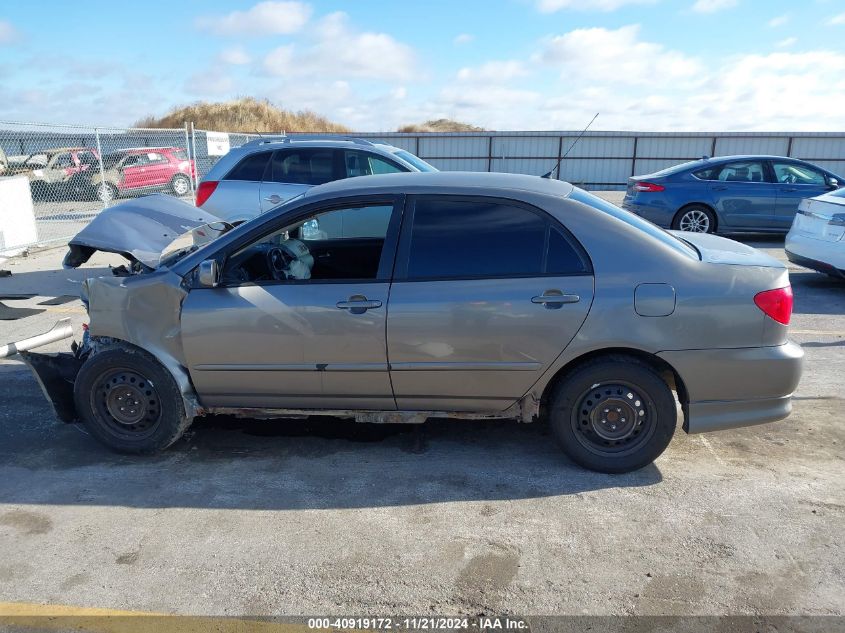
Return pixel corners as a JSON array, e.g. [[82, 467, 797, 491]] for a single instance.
[[195, 136, 437, 222], [14, 172, 802, 473], [0, 147, 100, 199], [623, 155, 843, 234], [87, 147, 195, 202], [785, 188, 845, 279]]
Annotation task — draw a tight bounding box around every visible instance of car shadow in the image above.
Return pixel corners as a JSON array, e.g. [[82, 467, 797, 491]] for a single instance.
[[0, 370, 663, 511], [790, 271, 845, 315]]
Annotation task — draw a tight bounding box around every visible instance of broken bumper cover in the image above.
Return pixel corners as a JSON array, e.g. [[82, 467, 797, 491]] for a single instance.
[[1, 319, 81, 423]]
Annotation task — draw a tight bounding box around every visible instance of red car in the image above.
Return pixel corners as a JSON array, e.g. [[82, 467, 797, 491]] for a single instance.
[[90, 147, 195, 202]]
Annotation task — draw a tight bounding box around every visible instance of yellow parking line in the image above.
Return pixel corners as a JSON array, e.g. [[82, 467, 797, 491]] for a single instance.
[[0, 602, 323, 633]]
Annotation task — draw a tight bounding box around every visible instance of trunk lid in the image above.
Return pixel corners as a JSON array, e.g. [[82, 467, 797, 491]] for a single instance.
[[668, 231, 785, 269], [791, 196, 845, 243]]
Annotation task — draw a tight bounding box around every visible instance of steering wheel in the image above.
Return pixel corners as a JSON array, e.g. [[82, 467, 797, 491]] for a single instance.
[[267, 247, 291, 281]]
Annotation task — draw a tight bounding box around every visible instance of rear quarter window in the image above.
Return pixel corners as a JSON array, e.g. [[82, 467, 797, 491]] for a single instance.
[[569, 188, 699, 260], [224, 151, 272, 182]]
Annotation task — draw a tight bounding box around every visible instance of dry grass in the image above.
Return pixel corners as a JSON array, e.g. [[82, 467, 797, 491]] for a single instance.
[[135, 97, 352, 134], [397, 119, 486, 133]]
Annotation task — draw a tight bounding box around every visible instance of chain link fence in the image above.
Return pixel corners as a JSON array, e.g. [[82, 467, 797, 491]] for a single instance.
[[0, 121, 258, 253]]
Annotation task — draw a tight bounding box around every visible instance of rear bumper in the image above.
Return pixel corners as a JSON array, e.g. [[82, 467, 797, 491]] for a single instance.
[[658, 342, 803, 434], [785, 243, 845, 279], [621, 199, 674, 227]]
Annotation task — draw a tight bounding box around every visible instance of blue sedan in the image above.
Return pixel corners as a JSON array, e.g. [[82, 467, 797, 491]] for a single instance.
[[622, 155, 843, 234]]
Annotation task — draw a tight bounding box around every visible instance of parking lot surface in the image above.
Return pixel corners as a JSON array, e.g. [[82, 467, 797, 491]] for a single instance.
[[0, 204, 843, 616]]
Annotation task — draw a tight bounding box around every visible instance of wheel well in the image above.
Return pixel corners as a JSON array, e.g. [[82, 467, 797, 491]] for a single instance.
[[674, 202, 717, 231], [539, 347, 689, 418]]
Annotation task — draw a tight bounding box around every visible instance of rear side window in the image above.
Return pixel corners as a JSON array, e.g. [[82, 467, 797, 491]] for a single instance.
[[269, 149, 336, 185], [225, 151, 272, 181], [344, 150, 404, 177], [695, 161, 766, 182], [404, 198, 587, 280]]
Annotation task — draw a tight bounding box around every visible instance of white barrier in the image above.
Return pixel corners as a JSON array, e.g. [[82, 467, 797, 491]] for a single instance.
[[0, 175, 38, 255]]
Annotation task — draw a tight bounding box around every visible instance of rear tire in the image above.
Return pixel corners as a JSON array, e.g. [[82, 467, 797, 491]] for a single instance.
[[672, 205, 716, 234], [73, 347, 190, 454], [548, 357, 677, 473], [170, 173, 191, 196]]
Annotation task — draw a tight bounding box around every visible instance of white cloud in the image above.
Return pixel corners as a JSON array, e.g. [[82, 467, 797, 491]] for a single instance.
[[262, 12, 416, 81], [776, 37, 797, 48], [691, 0, 738, 14], [0, 20, 19, 44], [768, 14, 789, 27], [457, 60, 528, 83], [537, 0, 655, 11], [828, 13, 845, 25], [219, 47, 251, 65], [539, 25, 703, 86], [454, 33, 474, 45], [196, 1, 311, 36]]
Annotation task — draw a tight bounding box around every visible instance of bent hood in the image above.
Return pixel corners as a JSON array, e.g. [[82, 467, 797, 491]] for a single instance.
[[668, 230, 785, 268], [63, 194, 223, 269]]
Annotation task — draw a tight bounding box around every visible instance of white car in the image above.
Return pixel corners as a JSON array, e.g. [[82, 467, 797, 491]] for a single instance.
[[785, 188, 845, 279]]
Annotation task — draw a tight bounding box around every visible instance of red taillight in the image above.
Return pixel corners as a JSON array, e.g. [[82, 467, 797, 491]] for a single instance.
[[195, 180, 218, 207], [754, 286, 793, 325], [632, 181, 665, 192]]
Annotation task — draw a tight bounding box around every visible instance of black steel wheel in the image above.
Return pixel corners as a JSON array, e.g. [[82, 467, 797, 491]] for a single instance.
[[549, 357, 677, 473], [74, 347, 191, 454]]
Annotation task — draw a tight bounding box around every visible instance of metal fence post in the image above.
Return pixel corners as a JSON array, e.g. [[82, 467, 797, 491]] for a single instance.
[[94, 127, 107, 209], [189, 122, 199, 188], [184, 122, 196, 199]]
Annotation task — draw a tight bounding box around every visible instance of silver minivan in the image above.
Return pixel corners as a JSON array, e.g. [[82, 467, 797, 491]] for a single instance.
[[196, 136, 437, 222]]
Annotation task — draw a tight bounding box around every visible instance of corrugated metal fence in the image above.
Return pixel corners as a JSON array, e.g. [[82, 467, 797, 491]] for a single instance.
[[350, 131, 845, 190]]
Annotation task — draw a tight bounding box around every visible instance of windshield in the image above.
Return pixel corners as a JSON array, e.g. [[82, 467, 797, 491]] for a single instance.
[[569, 188, 699, 259], [103, 153, 127, 168], [394, 150, 438, 172]]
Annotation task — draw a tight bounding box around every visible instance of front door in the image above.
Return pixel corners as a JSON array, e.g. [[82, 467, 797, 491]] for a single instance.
[[180, 198, 402, 410], [705, 160, 778, 229], [770, 160, 832, 229], [387, 196, 594, 412]]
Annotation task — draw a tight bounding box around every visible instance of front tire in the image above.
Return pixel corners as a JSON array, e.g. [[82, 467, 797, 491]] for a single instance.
[[73, 347, 190, 454], [95, 182, 118, 203], [170, 173, 191, 196], [672, 205, 716, 233], [548, 357, 677, 473]]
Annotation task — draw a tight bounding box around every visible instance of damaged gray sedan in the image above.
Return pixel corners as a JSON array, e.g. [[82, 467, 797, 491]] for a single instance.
[[9, 173, 803, 473]]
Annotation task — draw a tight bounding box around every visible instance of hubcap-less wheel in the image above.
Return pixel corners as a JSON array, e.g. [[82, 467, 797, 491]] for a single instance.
[[678, 209, 711, 233], [92, 368, 161, 439], [571, 382, 656, 456], [173, 176, 190, 195]]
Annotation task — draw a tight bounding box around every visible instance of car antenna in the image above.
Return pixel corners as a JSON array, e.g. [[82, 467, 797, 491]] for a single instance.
[[542, 112, 599, 179]]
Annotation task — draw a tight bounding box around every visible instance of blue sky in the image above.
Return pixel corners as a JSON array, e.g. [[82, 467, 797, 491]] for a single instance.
[[1, 0, 844, 131]]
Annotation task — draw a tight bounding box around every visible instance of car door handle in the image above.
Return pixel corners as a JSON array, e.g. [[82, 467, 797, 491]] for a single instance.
[[264, 194, 282, 204], [532, 292, 580, 308], [336, 296, 383, 314], [711, 185, 728, 191], [783, 187, 799, 192]]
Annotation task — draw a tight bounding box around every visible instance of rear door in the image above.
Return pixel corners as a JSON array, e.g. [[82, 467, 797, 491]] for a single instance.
[[386, 196, 594, 412], [140, 151, 171, 187], [259, 148, 339, 212], [700, 160, 777, 229], [771, 160, 832, 228]]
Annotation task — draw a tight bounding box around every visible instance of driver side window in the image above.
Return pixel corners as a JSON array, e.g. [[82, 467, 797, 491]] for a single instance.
[[223, 203, 395, 285]]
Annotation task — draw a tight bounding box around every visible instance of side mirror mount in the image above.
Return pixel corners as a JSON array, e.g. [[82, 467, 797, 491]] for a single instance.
[[197, 259, 220, 288], [828, 178, 840, 190]]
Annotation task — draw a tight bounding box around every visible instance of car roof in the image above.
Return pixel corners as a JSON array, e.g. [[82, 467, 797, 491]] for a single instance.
[[305, 171, 575, 198], [35, 147, 93, 154], [107, 147, 181, 154], [236, 138, 399, 152]]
